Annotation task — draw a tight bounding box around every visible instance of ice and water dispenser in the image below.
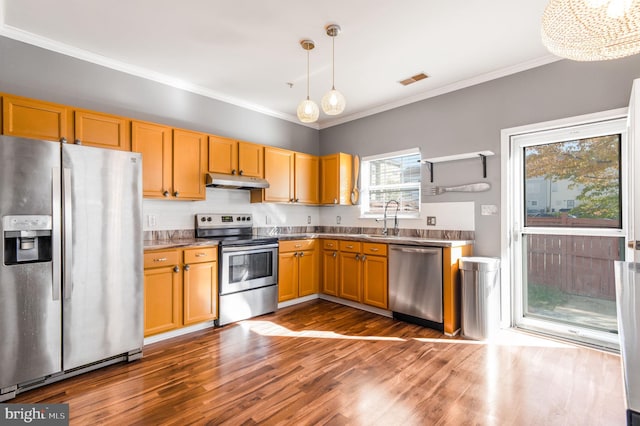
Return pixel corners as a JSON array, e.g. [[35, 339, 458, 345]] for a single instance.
[[3, 215, 53, 264]]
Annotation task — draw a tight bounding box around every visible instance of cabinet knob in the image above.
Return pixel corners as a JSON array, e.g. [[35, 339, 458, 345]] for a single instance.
[[299, 252, 304, 257], [290, 198, 294, 203], [163, 190, 170, 197], [361, 255, 366, 261], [355, 254, 360, 260], [184, 264, 190, 271], [174, 191, 179, 197], [332, 252, 337, 258], [74, 139, 82, 145], [334, 198, 337, 204], [295, 198, 299, 203], [231, 169, 237, 175], [239, 170, 244, 176], [60, 137, 68, 144], [173, 266, 180, 273]]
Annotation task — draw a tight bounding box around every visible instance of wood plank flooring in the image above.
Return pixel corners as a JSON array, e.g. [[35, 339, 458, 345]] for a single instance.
[[12, 300, 625, 425]]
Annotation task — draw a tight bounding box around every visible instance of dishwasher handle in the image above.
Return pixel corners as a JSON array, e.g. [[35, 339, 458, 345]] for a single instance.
[[390, 246, 441, 255]]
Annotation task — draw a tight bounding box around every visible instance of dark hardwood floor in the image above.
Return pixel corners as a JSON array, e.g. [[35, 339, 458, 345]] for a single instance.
[[12, 300, 625, 425]]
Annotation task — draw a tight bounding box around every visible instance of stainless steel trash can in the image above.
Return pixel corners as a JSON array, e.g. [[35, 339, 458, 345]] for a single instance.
[[459, 257, 501, 340]]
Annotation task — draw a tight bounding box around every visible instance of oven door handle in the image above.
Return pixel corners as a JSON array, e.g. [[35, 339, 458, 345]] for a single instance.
[[221, 243, 279, 253]]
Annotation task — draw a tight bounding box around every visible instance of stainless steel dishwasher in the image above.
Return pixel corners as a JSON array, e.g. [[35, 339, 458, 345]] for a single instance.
[[389, 245, 443, 331]]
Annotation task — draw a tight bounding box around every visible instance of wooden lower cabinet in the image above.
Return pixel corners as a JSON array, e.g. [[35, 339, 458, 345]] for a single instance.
[[362, 254, 388, 309], [336, 241, 389, 309], [278, 239, 318, 302], [144, 246, 218, 337], [321, 239, 339, 296]]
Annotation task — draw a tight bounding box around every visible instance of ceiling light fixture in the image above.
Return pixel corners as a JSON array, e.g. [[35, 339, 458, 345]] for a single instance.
[[297, 39, 320, 123], [321, 24, 346, 115], [541, 0, 640, 61]]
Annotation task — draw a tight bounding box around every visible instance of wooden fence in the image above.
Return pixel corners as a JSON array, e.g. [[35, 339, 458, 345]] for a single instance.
[[525, 233, 621, 301]]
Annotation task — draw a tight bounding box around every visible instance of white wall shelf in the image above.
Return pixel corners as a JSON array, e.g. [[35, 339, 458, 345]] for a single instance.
[[420, 150, 494, 182]]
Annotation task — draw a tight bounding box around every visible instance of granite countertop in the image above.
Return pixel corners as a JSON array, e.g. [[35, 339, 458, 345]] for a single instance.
[[276, 233, 473, 248], [144, 238, 219, 251]]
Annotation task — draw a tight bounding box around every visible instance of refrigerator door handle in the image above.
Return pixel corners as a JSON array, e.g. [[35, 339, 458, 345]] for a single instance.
[[52, 167, 61, 300], [63, 167, 73, 300]]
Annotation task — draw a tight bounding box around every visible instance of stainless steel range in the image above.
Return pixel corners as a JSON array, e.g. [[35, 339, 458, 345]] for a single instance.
[[195, 213, 278, 326]]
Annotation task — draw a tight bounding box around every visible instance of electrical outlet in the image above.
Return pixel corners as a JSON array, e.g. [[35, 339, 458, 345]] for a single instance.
[[336, 215, 341, 225], [265, 215, 271, 225], [147, 215, 156, 228], [427, 216, 436, 226], [307, 215, 311, 224]]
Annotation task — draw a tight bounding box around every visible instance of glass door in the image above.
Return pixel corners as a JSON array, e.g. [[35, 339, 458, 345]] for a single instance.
[[511, 117, 627, 349]]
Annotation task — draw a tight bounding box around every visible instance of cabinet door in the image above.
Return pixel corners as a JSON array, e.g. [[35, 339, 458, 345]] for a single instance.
[[363, 255, 388, 309], [322, 250, 339, 296], [294, 153, 319, 204], [183, 261, 218, 325], [238, 141, 264, 177], [173, 129, 207, 200], [298, 248, 319, 297], [144, 265, 182, 336], [264, 147, 294, 203], [278, 251, 298, 302], [339, 252, 362, 302], [208, 135, 237, 175], [74, 109, 130, 150], [2, 95, 70, 142], [320, 154, 339, 204], [132, 120, 173, 199]]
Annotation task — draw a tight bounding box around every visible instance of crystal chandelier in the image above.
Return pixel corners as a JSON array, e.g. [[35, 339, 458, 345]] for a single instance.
[[541, 0, 640, 61]]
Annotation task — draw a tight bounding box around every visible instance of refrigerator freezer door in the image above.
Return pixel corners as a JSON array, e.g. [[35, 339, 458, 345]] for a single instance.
[[0, 136, 62, 389], [62, 144, 143, 370]]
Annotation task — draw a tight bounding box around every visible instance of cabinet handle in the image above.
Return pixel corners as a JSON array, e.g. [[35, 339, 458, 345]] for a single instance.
[[370, 248, 379, 252], [361, 255, 367, 261], [163, 190, 170, 197], [332, 252, 337, 258], [231, 169, 237, 175], [174, 191, 179, 197], [355, 254, 360, 260], [74, 139, 82, 145], [184, 264, 190, 271], [334, 198, 337, 204], [173, 266, 180, 273], [153, 257, 167, 262], [327, 243, 334, 247], [346, 245, 353, 249], [290, 198, 295, 202], [294, 244, 301, 248], [195, 253, 206, 257], [295, 198, 299, 202], [60, 137, 68, 144], [239, 170, 244, 176], [293, 252, 298, 257], [299, 252, 304, 257]]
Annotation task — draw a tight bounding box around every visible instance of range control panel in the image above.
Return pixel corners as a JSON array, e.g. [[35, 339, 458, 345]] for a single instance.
[[195, 213, 253, 229]]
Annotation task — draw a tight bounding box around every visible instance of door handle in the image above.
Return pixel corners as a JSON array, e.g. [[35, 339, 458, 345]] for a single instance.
[[52, 167, 61, 301], [63, 168, 73, 300], [628, 241, 640, 250]]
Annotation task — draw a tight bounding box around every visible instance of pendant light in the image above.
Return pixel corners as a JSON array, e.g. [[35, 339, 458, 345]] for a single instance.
[[541, 0, 640, 61], [321, 24, 346, 115], [297, 39, 319, 123]]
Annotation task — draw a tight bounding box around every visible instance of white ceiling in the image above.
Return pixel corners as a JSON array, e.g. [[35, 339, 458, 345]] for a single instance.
[[0, 0, 558, 129]]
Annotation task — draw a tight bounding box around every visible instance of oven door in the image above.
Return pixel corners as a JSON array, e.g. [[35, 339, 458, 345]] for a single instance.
[[220, 243, 278, 295]]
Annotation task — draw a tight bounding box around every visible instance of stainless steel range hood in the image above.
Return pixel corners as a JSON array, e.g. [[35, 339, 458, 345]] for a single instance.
[[206, 173, 269, 190]]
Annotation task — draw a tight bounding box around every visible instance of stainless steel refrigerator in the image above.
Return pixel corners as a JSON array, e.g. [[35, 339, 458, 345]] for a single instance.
[[0, 135, 143, 400]]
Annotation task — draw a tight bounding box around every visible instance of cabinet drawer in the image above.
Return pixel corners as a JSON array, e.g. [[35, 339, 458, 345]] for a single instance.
[[362, 243, 387, 256], [144, 250, 179, 269], [280, 239, 315, 253], [323, 239, 339, 250], [184, 247, 217, 264], [339, 241, 361, 253]]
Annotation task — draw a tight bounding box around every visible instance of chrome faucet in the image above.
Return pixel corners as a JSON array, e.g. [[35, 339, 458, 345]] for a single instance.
[[377, 200, 400, 236]]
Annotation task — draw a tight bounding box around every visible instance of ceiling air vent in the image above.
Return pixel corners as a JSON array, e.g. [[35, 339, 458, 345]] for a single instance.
[[399, 72, 429, 86]]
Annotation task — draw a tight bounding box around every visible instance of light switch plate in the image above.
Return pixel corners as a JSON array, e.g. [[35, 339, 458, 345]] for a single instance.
[[481, 205, 499, 216], [427, 216, 436, 226], [336, 216, 341, 224]]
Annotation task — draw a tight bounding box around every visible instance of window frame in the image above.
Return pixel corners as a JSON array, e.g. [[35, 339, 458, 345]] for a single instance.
[[359, 148, 422, 219]]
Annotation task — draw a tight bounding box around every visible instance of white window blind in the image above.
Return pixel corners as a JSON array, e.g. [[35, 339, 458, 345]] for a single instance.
[[361, 149, 421, 216]]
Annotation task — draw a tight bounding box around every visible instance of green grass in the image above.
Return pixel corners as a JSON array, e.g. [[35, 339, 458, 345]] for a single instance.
[[527, 282, 569, 311]]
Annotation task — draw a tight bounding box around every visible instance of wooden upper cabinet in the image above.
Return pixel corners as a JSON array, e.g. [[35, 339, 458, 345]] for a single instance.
[[238, 141, 264, 177], [132, 120, 173, 199], [294, 152, 319, 204], [209, 136, 264, 178], [208, 135, 237, 175], [74, 109, 130, 150], [2, 94, 71, 142], [173, 129, 207, 200], [320, 152, 353, 205], [263, 146, 294, 202]]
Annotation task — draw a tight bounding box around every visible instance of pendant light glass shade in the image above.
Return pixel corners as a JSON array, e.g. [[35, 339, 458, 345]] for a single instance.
[[297, 39, 319, 123], [541, 0, 640, 61], [322, 24, 346, 115]]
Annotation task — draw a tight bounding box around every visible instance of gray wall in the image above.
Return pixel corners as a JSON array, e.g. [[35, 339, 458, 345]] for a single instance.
[[0, 36, 319, 154], [320, 56, 640, 256]]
